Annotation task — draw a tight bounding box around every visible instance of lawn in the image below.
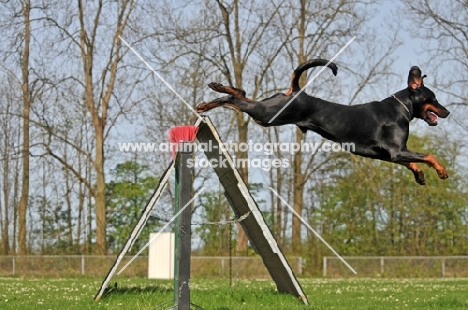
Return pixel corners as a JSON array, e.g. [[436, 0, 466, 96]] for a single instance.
[[0, 277, 467, 309]]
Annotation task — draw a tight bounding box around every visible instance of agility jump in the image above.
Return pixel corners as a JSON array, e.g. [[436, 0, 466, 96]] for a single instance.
[[95, 116, 309, 306]]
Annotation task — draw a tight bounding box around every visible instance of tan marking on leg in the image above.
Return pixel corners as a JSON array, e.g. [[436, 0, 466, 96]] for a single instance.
[[423, 154, 448, 179]]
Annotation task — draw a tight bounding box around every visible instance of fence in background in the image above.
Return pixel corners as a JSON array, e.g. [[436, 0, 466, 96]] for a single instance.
[[0, 255, 303, 278], [323, 256, 468, 278], [2, 255, 467, 278]]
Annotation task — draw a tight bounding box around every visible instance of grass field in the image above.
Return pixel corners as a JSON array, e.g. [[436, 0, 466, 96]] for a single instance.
[[0, 277, 467, 309]]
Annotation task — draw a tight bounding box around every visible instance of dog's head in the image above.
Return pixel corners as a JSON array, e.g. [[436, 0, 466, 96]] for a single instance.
[[407, 66, 450, 126]]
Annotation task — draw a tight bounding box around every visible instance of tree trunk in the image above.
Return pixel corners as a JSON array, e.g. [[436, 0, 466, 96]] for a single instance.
[[62, 132, 74, 251], [94, 130, 107, 254], [12, 159, 19, 254], [75, 0, 131, 255], [77, 180, 85, 252], [272, 127, 283, 246], [17, 0, 31, 255], [291, 0, 307, 255], [235, 112, 249, 254], [292, 128, 305, 254], [216, 0, 250, 254], [2, 136, 10, 254]]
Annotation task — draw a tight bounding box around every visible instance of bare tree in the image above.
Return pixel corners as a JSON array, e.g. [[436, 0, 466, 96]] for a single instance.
[[40, 0, 139, 254], [1, 0, 53, 255]]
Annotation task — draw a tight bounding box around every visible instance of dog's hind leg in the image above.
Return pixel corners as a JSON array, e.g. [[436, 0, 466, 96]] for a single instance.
[[196, 95, 233, 113], [208, 83, 253, 101]]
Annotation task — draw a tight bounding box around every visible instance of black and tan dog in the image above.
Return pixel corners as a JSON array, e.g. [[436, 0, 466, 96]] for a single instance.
[[196, 59, 450, 185]]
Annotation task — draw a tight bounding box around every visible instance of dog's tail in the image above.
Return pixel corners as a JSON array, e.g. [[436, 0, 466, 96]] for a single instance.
[[285, 59, 338, 95]]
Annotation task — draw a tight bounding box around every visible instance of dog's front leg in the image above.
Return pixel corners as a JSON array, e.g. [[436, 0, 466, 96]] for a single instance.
[[392, 150, 448, 182], [422, 154, 449, 180], [398, 162, 426, 185]]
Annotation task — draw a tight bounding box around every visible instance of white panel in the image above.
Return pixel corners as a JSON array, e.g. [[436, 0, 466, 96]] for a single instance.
[[148, 232, 174, 279]]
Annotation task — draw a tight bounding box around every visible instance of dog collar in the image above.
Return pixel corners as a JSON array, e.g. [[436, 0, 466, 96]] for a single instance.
[[392, 94, 410, 118]]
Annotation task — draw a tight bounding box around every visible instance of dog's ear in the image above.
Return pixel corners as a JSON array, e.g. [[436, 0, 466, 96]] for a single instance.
[[407, 66, 424, 91]]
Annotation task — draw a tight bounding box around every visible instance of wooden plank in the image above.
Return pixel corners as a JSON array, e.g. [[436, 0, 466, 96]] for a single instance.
[[196, 116, 308, 305]]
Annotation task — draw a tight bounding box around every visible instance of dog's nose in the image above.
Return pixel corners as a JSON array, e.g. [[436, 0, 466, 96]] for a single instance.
[[440, 108, 450, 118]]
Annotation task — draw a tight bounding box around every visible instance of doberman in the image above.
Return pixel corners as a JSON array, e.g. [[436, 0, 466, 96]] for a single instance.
[[196, 59, 450, 185]]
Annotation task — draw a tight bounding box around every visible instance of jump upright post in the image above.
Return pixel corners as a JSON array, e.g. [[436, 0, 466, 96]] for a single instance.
[[173, 145, 195, 310], [169, 126, 200, 310]]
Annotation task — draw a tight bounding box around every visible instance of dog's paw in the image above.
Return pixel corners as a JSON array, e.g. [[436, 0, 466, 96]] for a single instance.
[[437, 167, 449, 180], [208, 82, 225, 92], [413, 170, 426, 185]]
